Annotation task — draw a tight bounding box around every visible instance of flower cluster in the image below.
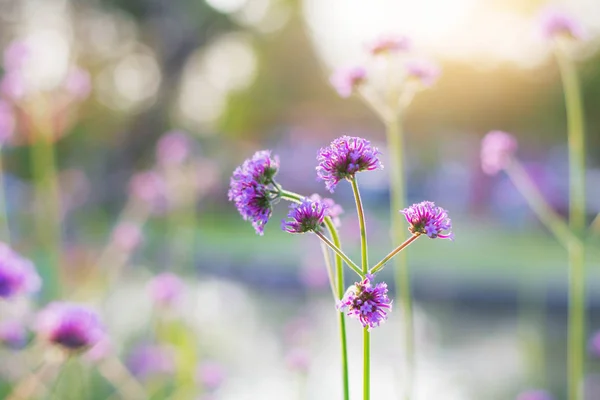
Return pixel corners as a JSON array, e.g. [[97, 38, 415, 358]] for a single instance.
[[309, 194, 343, 227], [228, 150, 280, 235], [337, 274, 392, 331], [0, 242, 41, 299], [35, 302, 104, 352], [481, 130, 518, 175], [367, 35, 411, 56], [330, 67, 367, 98], [401, 201, 453, 240], [282, 198, 328, 234], [317, 136, 383, 192]]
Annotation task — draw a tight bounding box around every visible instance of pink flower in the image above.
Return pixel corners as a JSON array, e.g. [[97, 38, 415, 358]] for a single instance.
[[147, 273, 184, 308], [285, 348, 310, 372], [330, 66, 366, 98], [111, 222, 143, 252], [0, 71, 27, 101], [129, 170, 167, 211], [367, 35, 411, 55], [156, 130, 191, 166], [64, 67, 92, 101], [197, 361, 226, 391], [538, 7, 585, 41], [3, 41, 30, 72], [406, 59, 441, 87], [481, 130, 518, 175], [0, 101, 15, 144]]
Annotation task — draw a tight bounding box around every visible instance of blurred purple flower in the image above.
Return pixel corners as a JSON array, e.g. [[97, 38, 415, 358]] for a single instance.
[[111, 222, 143, 252], [338, 274, 392, 331], [0, 71, 27, 101], [282, 198, 327, 234], [147, 272, 184, 308], [228, 150, 280, 235], [309, 193, 343, 227], [64, 67, 92, 101], [316, 136, 383, 192], [197, 361, 226, 391], [35, 302, 104, 352], [589, 330, 600, 358], [299, 259, 329, 290], [156, 130, 192, 166], [330, 66, 366, 98], [367, 35, 411, 55], [401, 201, 453, 240], [129, 170, 167, 211], [481, 130, 518, 175], [127, 344, 175, 379], [0, 100, 15, 144], [0, 320, 27, 349], [285, 347, 310, 372], [539, 7, 585, 41], [516, 389, 554, 400], [85, 337, 112, 363], [406, 59, 441, 87], [3, 41, 30, 72], [0, 243, 41, 299]]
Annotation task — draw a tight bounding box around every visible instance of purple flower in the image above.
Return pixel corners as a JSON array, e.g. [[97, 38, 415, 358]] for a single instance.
[[128, 170, 167, 212], [285, 348, 310, 372], [127, 344, 175, 379], [0, 71, 27, 101], [64, 67, 92, 101], [197, 361, 226, 391], [338, 274, 392, 330], [367, 35, 411, 55], [330, 66, 366, 98], [35, 302, 104, 352], [0, 100, 15, 144], [3, 41, 30, 72], [481, 130, 518, 175], [405, 59, 441, 87], [85, 337, 112, 363], [309, 193, 343, 227], [111, 222, 143, 252], [316, 136, 383, 192], [147, 272, 184, 308], [156, 130, 191, 166], [516, 389, 554, 400], [539, 7, 585, 41], [401, 201, 453, 240], [228, 150, 280, 235], [282, 198, 327, 234], [589, 330, 600, 358], [0, 243, 41, 299], [0, 320, 28, 349]]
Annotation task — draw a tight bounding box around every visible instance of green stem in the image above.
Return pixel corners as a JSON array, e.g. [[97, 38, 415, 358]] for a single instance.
[[314, 230, 363, 277], [324, 217, 350, 400], [350, 177, 370, 400], [556, 49, 586, 400], [386, 116, 413, 400], [31, 134, 62, 300], [370, 234, 421, 274]]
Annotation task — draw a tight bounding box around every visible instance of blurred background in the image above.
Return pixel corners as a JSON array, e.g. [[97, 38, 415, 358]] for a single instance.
[[0, 0, 600, 399]]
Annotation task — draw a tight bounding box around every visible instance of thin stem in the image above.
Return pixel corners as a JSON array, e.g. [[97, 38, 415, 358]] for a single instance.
[[350, 176, 370, 400], [324, 217, 350, 400], [556, 48, 587, 400], [280, 189, 304, 203], [504, 159, 579, 249], [386, 115, 414, 400], [314, 230, 362, 278], [370, 234, 421, 274], [319, 241, 338, 300]]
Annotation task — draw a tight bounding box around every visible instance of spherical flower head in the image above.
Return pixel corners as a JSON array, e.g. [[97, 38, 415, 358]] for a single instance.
[[156, 130, 191, 166], [405, 59, 441, 88], [147, 272, 184, 308], [0, 320, 28, 349], [367, 35, 411, 56], [337, 274, 392, 330], [282, 198, 327, 234], [64, 67, 92, 101], [197, 361, 226, 391], [228, 150, 280, 235], [401, 201, 453, 240], [330, 66, 366, 98], [127, 344, 175, 379], [0, 243, 41, 299], [309, 193, 343, 227], [316, 136, 383, 192], [481, 130, 518, 175], [111, 222, 143, 252], [35, 302, 104, 353], [539, 7, 585, 41], [0, 100, 15, 144], [516, 389, 554, 400]]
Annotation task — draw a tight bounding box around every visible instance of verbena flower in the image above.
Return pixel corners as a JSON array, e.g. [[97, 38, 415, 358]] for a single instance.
[[35, 302, 104, 352], [282, 198, 327, 234], [0, 320, 27, 349], [401, 201, 453, 240], [405, 59, 441, 88], [330, 66, 366, 98], [481, 130, 518, 175], [516, 390, 554, 400], [147, 272, 184, 308], [0, 243, 41, 299], [367, 35, 411, 55], [316, 136, 383, 192], [309, 193, 343, 227], [539, 7, 584, 41], [127, 344, 175, 379], [228, 150, 280, 235], [337, 274, 392, 330]]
